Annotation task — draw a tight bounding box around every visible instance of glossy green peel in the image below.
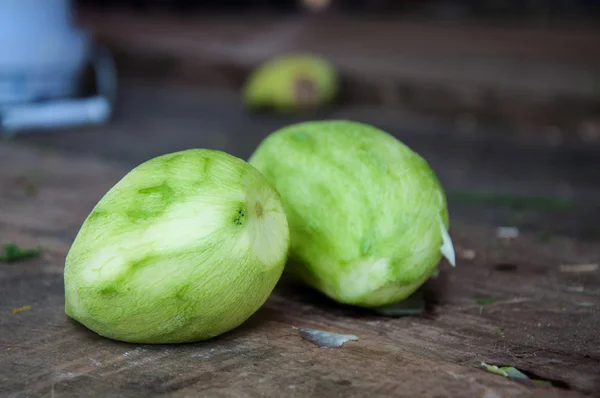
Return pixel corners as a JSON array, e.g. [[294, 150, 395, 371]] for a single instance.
[[64, 149, 290, 343], [242, 54, 338, 113], [249, 120, 455, 308]]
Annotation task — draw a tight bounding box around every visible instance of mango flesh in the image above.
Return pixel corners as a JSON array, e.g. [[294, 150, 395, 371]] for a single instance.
[[242, 54, 338, 113], [64, 149, 290, 343], [249, 120, 454, 308]]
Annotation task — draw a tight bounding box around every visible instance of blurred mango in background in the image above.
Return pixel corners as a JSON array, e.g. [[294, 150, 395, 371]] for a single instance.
[[242, 54, 339, 114]]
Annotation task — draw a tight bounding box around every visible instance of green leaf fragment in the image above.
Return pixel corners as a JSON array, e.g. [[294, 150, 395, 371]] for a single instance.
[[481, 362, 509, 377], [481, 362, 554, 387], [531, 380, 553, 386], [573, 301, 595, 307], [0, 243, 41, 263], [502, 367, 530, 381], [476, 297, 496, 305]]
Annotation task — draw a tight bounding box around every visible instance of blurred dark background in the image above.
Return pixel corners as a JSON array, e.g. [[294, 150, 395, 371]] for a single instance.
[[5, 0, 600, 241], [76, 0, 600, 19]]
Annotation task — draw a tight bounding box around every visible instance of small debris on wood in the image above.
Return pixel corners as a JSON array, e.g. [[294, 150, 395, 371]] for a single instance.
[[297, 327, 358, 348], [481, 362, 519, 378], [477, 297, 496, 315], [476, 297, 496, 305], [11, 305, 32, 315], [439, 221, 456, 267], [371, 289, 426, 317], [559, 264, 598, 273], [573, 301, 595, 308], [0, 243, 41, 263], [550, 307, 567, 313], [495, 227, 519, 240], [564, 286, 585, 293], [458, 247, 476, 260], [480, 362, 553, 388]]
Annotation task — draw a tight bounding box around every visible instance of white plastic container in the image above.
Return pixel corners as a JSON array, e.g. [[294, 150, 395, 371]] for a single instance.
[[0, 0, 90, 105]]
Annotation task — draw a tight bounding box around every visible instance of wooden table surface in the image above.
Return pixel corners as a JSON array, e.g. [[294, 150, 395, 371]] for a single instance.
[[1, 141, 599, 398], [1, 80, 599, 397]]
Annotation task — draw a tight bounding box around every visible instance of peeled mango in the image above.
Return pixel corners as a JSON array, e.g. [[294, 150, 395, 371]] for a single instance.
[[64, 149, 290, 343], [242, 54, 338, 113], [249, 120, 455, 308]]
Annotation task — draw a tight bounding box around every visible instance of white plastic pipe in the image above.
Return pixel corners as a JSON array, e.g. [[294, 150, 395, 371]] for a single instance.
[[0, 0, 90, 105]]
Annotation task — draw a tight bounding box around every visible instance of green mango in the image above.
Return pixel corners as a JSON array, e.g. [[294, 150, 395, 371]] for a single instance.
[[64, 149, 290, 343], [249, 120, 455, 308], [242, 54, 338, 113]]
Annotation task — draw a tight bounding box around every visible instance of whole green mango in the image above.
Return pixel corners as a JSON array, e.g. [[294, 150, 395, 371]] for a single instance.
[[64, 149, 290, 343], [242, 54, 338, 113], [249, 120, 455, 308]]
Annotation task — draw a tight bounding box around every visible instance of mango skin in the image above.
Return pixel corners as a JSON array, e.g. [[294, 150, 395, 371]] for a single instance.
[[64, 149, 290, 343], [249, 121, 450, 308], [242, 54, 338, 113]]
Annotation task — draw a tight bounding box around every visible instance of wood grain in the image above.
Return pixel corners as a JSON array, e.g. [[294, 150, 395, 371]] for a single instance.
[[1, 141, 598, 398]]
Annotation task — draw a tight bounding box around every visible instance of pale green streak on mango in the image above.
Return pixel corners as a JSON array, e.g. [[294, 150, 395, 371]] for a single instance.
[[64, 149, 290, 343], [249, 120, 450, 308]]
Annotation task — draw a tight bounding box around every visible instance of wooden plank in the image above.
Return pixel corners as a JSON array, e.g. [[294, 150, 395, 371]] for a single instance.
[[74, 11, 600, 146], [0, 141, 598, 397]]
